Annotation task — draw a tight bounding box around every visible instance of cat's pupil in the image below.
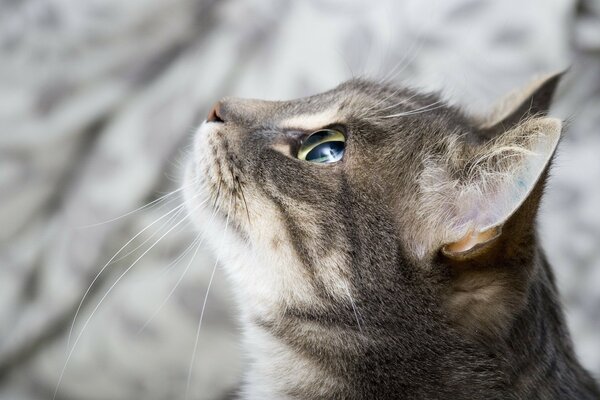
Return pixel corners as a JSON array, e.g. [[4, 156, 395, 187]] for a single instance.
[[297, 128, 346, 163], [305, 141, 344, 163]]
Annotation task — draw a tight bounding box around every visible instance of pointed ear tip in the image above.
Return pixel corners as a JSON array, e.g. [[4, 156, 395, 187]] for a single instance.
[[521, 117, 562, 149], [479, 71, 566, 131], [540, 117, 563, 138], [547, 116, 563, 127], [538, 68, 569, 91], [544, 67, 569, 80], [520, 115, 562, 131]]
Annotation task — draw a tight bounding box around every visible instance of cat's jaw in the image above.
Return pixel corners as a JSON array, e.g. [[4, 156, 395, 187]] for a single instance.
[[240, 317, 351, 400]]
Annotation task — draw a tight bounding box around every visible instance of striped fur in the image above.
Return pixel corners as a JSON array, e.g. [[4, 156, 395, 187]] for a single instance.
[[184, 75, 599, 399]]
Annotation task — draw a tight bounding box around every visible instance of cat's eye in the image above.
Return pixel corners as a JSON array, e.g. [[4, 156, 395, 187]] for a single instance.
[[297, 129, 346, 164]]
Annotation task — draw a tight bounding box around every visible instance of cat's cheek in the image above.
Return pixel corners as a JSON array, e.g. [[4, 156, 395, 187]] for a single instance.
[[219, 217, 323, 313], [192, 121, 215, 153], [183, 162, 208, 216]]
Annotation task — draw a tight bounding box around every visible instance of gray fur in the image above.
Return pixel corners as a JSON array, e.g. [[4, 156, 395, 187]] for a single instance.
[[184, 75, 599, 399]]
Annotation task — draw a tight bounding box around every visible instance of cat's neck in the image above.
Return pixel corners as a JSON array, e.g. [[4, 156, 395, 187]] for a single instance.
[[500, 254, 600, 399], [238, 255, 599, 400]]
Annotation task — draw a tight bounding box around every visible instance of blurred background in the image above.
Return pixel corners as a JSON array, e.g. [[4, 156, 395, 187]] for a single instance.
[[0, 0, 599, 398]]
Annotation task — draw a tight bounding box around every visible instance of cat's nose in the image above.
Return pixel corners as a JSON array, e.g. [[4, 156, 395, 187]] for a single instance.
[[206, 97, 273, 126], [206, 101, 224, 123]]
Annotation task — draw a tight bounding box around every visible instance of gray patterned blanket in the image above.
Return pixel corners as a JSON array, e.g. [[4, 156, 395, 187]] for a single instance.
[[1, 0, 598, 398]]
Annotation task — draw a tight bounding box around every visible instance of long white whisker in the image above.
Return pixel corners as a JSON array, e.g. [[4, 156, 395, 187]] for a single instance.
[[379, 35, 423, 85], [361, 41, 425, 117], [388, 38, 425, 84], [74, 184, 193, 229], [185, 197, 232, 400], [112, 204, 190, 264], [383, 100, 442, 117], [67, 202, 189, 347], [113, 206, 197, 262], [54, 200, 206, 400], [150, 223, 202, 280], [374, 91, 421, 113], [376, 101, 445, 119], [136, 195, 222, 334], [361, 85, 407, 116], [343, 283, 363, 334], [136, 235, 203, 335]]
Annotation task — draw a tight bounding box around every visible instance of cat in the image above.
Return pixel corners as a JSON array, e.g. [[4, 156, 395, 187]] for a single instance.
[[183, 72, 600, 399]]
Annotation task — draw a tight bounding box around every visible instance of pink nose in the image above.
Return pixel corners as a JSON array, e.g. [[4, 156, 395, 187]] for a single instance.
[[206, 101, 224, 123]]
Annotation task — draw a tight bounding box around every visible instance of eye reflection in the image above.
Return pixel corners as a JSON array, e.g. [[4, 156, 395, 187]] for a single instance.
[[297, 129, 346, 164]]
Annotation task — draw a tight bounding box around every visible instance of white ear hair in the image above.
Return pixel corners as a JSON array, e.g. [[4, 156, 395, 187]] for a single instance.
[[416, 117, 561, 257], [457, 117, 561, 233]]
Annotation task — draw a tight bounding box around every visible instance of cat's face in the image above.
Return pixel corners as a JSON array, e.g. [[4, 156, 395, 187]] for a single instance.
[[185, 80, 441, 312], [184, 76, 562, 336]]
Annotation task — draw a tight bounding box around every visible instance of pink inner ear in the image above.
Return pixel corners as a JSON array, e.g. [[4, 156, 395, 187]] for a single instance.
[[444, 227, 500, 254]]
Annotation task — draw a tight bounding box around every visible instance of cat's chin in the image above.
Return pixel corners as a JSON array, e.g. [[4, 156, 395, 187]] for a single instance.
[[183, 158, 252, 268], [183, 161, 225, 243]]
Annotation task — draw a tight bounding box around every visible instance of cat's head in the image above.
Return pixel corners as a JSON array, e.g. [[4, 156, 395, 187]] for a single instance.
[[184, 73, 562, 338]]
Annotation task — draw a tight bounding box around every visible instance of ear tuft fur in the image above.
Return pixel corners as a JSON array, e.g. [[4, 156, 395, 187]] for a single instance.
[[416, 117, 561, 259]]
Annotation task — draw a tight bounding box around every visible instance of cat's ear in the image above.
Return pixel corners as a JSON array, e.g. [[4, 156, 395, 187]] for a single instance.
[[433, 73, 564, 259], [439, 116, 561, 259], [476, 71, 564, 137]]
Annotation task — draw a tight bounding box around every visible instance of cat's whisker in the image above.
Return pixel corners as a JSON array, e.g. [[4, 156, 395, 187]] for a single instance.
[[378, 36, 424, 85], [74, 181, 198, 229], [343, 283, 364, 334], [111, 203, 191, 264], [238, 182, 251, 226], [361, 46, 426, 117], [212, 180, 223, 210], [377, 57, 401, 86], [379, 1, 437, 86], [230, 168, 250, 226], [374, 100, 445, 119], [360, 85, 407, 116], [136, 234, 203, 336], [66, 202, 191, 347], [334, 47, 355, 80], [137, 229, 200, 287], [55, 200, 207, 400], [373, 91, 421, 114], [385, 102, 446, 119], [370, 99, 441, 120], [361, 84, 416, 117], [152, 223, 203, 279], [137, 192, 223, 335], [185, 197, 232, 400]]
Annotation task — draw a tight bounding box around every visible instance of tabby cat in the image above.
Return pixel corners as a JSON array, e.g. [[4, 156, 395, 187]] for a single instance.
[[183, 73, 600, 399]]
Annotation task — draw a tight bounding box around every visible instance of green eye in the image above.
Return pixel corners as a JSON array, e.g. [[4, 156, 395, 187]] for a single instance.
[[297, 129, 346, 163]]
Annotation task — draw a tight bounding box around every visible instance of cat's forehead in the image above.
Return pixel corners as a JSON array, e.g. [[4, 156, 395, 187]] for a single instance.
[[277, 79, 419, 128], [279, 108, 340, 131], [217, 78, 462, 144], [287, 79, 415, 110]]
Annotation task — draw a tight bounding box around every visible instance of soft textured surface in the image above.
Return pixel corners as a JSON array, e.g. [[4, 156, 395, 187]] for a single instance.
[[0, 0, 598, 399]]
